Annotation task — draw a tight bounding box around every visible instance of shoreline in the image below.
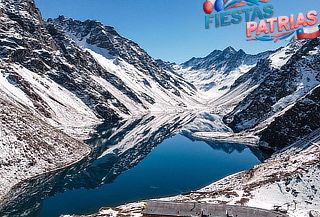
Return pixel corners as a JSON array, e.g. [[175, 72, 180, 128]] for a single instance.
[[0, 144, 92, 203], [192, 131, 260, 146]]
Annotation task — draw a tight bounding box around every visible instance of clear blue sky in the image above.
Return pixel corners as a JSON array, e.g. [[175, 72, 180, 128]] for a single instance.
[[35, 0, 320, 63]]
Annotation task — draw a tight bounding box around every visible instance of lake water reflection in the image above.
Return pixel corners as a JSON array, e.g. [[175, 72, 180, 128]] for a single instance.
[[0, 112, 269, 217]]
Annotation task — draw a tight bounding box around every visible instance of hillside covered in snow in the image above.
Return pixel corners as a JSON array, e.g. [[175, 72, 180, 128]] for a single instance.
[[58, 37, 320, 216]]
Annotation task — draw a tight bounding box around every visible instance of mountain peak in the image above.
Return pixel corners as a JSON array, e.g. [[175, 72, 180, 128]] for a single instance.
[[237, 49, 246, 54], [222, 46, 237, 54], [57, 15, 66, 20]]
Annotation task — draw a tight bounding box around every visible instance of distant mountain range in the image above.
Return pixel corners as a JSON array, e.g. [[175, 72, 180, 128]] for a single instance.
[[178, 46, 274, 98]]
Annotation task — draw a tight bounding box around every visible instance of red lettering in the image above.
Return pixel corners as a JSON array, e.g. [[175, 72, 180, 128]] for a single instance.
[[295, 13, 308, 28], [246, 22, 258, 37], [307, 10, 318, 26], [278, 16, 290, 32], [257, 20, 269, 36], [266, 17, 278, 33]]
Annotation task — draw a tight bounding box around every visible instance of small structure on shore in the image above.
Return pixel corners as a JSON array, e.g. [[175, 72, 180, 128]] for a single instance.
[[142, 200, 289, 217]]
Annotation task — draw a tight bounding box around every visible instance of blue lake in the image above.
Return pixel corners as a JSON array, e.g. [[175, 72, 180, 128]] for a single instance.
[[0, 113, 267, 217], [39, 134, 260, 217]]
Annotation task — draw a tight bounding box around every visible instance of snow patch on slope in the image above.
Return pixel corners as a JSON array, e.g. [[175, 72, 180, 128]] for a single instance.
[[1, 64, 101, 139], [178, 64, 255, 101], [83, 45, 206, 112], [91, 75, 147, 117], [0, 72, 33, 107], [268, 42, 304, 69]]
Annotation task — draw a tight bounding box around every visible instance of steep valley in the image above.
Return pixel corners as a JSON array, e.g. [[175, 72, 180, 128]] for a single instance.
[[0, 0, 320, 216]]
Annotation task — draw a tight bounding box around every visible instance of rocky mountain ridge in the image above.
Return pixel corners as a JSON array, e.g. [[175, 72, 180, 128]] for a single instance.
[[177, 46, 274, 100], [223, 38, 320, 135]]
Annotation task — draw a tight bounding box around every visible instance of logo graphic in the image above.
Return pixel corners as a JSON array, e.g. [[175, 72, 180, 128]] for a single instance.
[[203, 0, 270, 14], [246, 11, 319, 42], [203, 0, 320, 42]]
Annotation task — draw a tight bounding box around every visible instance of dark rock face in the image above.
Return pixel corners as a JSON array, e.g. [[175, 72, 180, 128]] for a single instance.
[[0, 0, 128, 120], [0, 0, 57, 53], [223, 39, 320, 132], [258, 86, 320, 150]]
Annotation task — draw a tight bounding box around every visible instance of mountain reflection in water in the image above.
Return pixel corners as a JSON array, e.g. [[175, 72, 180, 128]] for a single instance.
[[0, 112, 269, 217]]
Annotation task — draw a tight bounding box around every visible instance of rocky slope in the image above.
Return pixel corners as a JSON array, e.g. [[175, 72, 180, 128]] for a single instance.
[[223, 39, 320, 132], [0, 90, 91, 202], [258, 85, 320, 150], [0, 0, 117, 135], [47, 16, 202, 113], [0, 0, 95, 202]]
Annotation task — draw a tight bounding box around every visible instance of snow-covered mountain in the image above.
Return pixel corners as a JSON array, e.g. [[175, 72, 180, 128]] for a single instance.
[[223, 39, 320, 133], [177, 47, 273, 100], [0, 0, 204, 140], [3, 0, 317, 146], [0, 90, 91, 202], [47, 16, 203, 113]]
